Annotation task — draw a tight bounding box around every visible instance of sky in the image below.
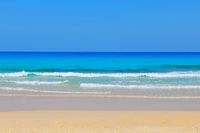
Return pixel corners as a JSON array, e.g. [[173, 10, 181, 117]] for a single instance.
[[0, 0, 199, 52]]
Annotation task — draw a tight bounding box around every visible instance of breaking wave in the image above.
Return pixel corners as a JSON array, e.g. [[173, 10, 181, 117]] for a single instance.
[[80, 83, 200, 89], [0, 71, 200, 78]]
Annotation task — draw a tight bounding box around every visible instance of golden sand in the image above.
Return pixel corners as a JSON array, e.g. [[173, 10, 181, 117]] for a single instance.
[[0, 111, 200, 133]]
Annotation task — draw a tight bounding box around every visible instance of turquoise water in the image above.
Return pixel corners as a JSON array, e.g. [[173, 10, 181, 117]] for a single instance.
[[0, 52, 200, 96]]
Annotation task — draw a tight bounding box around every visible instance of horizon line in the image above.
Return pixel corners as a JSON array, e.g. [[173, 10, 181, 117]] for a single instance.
[[0, 51, 200, 53]]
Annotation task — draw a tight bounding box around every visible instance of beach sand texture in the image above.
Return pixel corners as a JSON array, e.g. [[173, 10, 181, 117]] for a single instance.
[[0, 111, 200, 133]]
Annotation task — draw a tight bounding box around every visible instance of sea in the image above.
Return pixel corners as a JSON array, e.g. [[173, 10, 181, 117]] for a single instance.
[[0, 52, 200, 97]]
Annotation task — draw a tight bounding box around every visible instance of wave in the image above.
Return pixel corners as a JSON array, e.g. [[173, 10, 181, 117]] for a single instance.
[[0, 87, 111, 94], [11, 80, 68, 85], [1, 71, 200, 78], [80, 83, 200, 89], [36, 71, 200, 78], [0, 71, 28, 77]]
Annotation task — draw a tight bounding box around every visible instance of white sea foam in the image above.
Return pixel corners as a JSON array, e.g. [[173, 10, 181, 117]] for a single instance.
[[0, 87, 111, 94], [12, 80, 68, 85], [1, 71, 200, 78], [0, 71, 28, 77], [29, 71, 200, 78], [80, 83, 200, 89]]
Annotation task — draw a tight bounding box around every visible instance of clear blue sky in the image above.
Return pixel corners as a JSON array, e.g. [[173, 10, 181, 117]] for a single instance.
[[0, 0, 199, 52]]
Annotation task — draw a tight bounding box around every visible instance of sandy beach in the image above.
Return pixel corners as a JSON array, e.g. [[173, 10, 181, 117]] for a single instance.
[[0, 95, 200, 133], [1, 110, 200, 133]]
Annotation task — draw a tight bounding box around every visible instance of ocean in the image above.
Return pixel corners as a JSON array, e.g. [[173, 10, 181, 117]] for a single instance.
[[0, 52, 200, 97]]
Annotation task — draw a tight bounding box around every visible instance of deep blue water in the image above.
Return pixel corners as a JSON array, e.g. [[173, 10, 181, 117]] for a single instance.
[[0, 52, 200, 72]]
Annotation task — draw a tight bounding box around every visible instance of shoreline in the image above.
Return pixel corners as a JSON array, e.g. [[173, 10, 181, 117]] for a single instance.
[[1, 93, 200, 99], [1, 95, 200, 111]]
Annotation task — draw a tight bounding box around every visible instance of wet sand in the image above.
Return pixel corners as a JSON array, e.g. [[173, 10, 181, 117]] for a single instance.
[[0, 95, 200, 111]]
